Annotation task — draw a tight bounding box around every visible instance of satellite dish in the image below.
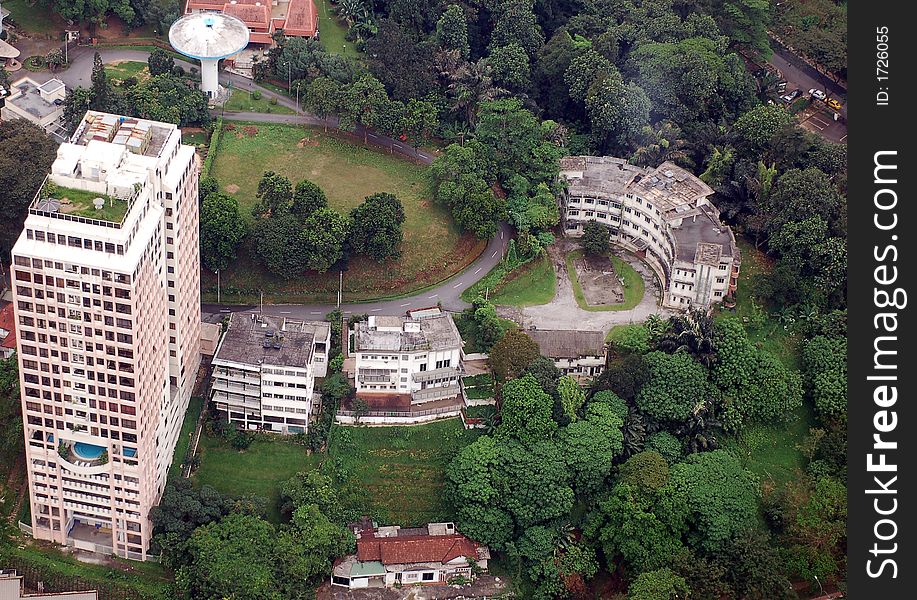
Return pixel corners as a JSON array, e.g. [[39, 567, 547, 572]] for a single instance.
[[36, 198, 61, 213], [93, 197, 105, 210]]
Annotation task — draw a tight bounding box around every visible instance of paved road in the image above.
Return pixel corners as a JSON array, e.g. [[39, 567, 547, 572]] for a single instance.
[[202, 223, 512, 323], [767, 42, 847, 142]]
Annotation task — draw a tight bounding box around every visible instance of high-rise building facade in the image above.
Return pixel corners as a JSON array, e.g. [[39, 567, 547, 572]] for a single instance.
[[10, 112, 201, 560]]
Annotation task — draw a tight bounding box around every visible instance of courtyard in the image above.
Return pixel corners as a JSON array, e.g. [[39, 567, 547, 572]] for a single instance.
[[205, 123, 485, 303]]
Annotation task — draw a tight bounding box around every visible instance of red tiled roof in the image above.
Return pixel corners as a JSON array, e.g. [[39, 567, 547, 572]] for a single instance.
[[223, 3, 271, 29], [249, 31, 274, 44], [282, 0, 318, 37], [0, 302, 16, 349], [357, 534, 481, 566]]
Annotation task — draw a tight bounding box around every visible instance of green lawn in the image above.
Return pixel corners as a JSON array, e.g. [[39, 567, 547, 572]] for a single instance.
[[605, 323, 645, 343], [4, 0, 66, 35], [168, 396, 204, 478], [46, 185, 127, 223], [181, 130, 208, 146], [192, 434, 322, 523], [722, 404, 813, 490], [222, 89, 295, 114], [104, 60, 149, 84], [317, 0, 362, 58], [566, 250, 646, 312], [328, 420, 479, 526], [207, 123, 483, 302], [489, 254, 556, 307]]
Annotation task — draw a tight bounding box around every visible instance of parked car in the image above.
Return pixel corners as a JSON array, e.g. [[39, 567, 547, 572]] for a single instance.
[[825, 97, 842, 111], [781, 89, 801, 103], [809, 89, 827, 101]]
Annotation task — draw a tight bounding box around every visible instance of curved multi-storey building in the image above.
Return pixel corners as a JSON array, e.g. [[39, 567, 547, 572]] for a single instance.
[[559, 156, 740, 310]]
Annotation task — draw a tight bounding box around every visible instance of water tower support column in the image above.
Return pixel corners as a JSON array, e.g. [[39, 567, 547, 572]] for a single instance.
[[200, 59, 219, 98]]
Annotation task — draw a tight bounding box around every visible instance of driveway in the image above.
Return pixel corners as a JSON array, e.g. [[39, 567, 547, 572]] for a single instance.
[[498, 239, 671, 334]]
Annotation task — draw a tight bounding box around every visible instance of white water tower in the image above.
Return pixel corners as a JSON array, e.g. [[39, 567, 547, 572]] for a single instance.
[[168, 12, 250, 99]]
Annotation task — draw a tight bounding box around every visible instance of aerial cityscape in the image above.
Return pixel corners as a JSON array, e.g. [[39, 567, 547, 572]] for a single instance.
[[0, 1, 848, 599]]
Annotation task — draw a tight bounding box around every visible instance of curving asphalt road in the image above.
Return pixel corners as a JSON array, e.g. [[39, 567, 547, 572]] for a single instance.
[[201, 223, 511, 323], [34, 48, 517, 322]]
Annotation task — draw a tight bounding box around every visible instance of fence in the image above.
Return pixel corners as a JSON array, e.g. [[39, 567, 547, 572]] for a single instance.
[[336, 405, 462, 426]]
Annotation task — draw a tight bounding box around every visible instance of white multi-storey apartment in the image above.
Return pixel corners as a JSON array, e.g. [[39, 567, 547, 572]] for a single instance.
[[559, 157, 741, 310], [350, 310, 462, 404], [210, 313, 330, 434], [10, 111, 201, 560]]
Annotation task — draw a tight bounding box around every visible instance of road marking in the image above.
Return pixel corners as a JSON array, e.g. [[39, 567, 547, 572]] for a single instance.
[[453, 283, 462, 289], [474, 268, 482, 274], [428, 294, 438, 299], [368, 133, 378, 139], [491, 251, 498, 258], [371, 308, 381, 312], [501, 230, 504, 239], [278, 311, 291, 314], [310, 311, 321, 315], [400, 303, 410, 307], [840, 134, 847, 142], [219, 309, 231, 313]]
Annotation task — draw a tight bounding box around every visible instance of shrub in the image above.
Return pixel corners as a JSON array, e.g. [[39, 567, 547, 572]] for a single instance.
[[252, 90, 263, 100]]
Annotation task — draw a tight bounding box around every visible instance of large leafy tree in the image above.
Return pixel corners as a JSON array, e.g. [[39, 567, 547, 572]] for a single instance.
[[274, 504, 356, 598], [301, 208, 350, 272], [291, 179, 328, 220], [580, 220, 609, 256], [712, 317, 803, 431], [253, 213, 309, 278], [177, 513, 281, 600], [627, 567, 691, 600], [338, 74, 390, 145], [129, 74, 210, 127], [436, 4, 470, 58], [498, 374, 557, 444], [802, 335, 848, 424], [304, 76, 342, 128], [366, 19, 437, 101], [0, 121, 57, 253], [636, 351, 710, 424], [490, 329, 541, 382], [253, 171, 294, 219], [348, 192, 406, 261], [559, 401, 624, 496], [147, 48, 174, 76], [429, 141, 505, 239], [200, 192, 247, 272], [666, 450, 759, 553]]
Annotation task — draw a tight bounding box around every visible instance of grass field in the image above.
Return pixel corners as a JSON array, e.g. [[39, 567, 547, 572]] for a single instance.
[[181, 130, 208, 146], [168, 396, 203, 478], [605, 323, 646, 343], [4, 0, 66, 35], [566, 250, 645, 312], [489, 254, 556, 307], [222, 89, 296, 114], [206, 123, 483, 302], [328, 420, 479, 526], [317, 0, 362, 58], [104, 60, 149, 84], [192, 434, 322, 523]]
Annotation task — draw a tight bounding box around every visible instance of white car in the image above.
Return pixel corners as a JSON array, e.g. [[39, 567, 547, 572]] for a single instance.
[[809, 89, 827, 101]]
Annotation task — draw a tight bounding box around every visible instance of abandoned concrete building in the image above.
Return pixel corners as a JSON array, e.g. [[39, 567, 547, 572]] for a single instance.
[[559, 157, 741, 310]]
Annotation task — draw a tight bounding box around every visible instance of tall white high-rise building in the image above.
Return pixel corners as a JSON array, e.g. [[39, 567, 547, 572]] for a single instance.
[[10, 111, 202, 560]]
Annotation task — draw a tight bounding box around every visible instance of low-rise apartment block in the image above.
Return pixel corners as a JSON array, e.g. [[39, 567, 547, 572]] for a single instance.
[[526, 329, 607, 382], [560, 157, 740, 310], [350, 310, 462, 405], [210, 312, 330, 434], [0, 77, 66, 139], [11, 111, 202, 560]]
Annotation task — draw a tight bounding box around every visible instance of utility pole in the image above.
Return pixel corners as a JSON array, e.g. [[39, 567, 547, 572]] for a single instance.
[[216, 269, 220, 304], [260, 291, 264, 315], [337, 271, 343, 307]]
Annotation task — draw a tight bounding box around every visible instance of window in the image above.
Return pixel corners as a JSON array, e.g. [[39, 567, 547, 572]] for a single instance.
[[422, 572, 435, 582]]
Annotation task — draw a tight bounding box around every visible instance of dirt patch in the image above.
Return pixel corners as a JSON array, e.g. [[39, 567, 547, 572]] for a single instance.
[[224, 184, 240, 194], [297, 137, 320, 148], [575, 254, 625, 306], [419, 200, 432, 208], [242, 125, 259, 137]]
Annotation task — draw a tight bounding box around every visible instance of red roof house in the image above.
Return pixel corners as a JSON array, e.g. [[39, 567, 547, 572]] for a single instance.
[[0, 301, 16, 358], [184, 0, 318, 46]]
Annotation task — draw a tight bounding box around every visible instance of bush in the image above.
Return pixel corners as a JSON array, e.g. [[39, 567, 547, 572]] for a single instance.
[[201, 117, 224, 179], [269, 96, 279, 105], [252, 90, 263, 100], [645, 432, 683, 464]]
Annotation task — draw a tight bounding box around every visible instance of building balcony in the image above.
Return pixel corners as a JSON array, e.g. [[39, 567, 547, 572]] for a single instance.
[[411, 367, 459, 383], [411, 384, 461, 403]]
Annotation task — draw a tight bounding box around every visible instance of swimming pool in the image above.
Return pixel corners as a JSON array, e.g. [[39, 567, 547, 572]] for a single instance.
[[72, 442, 105, 460]]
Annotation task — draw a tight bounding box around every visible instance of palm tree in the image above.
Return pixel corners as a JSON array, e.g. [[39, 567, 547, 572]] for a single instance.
[[621, 406, 647, 458], [657, 310, 718, 368], [336, 0, 367, 26], [630, 122, 693, 169], [673, 402, 723, 454], [448, 58, 504, 127]]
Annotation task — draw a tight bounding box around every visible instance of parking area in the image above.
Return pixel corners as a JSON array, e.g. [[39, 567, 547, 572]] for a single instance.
[[798, 106, 847, 143]]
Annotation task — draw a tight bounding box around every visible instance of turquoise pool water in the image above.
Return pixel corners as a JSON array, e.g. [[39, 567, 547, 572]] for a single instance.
[[123, 447, 137, 458], [72, 442, 105, 460]]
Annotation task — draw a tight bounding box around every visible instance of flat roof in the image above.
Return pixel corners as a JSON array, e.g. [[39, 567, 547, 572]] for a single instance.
[[215, 313, 316, 368], [354, 313, 461, 353], [671, 204, 735, 264], [6, 79, 63, 118]]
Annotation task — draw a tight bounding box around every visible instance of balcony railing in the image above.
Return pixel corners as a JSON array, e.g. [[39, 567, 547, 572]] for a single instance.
[[411, 384, 460, 402]]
